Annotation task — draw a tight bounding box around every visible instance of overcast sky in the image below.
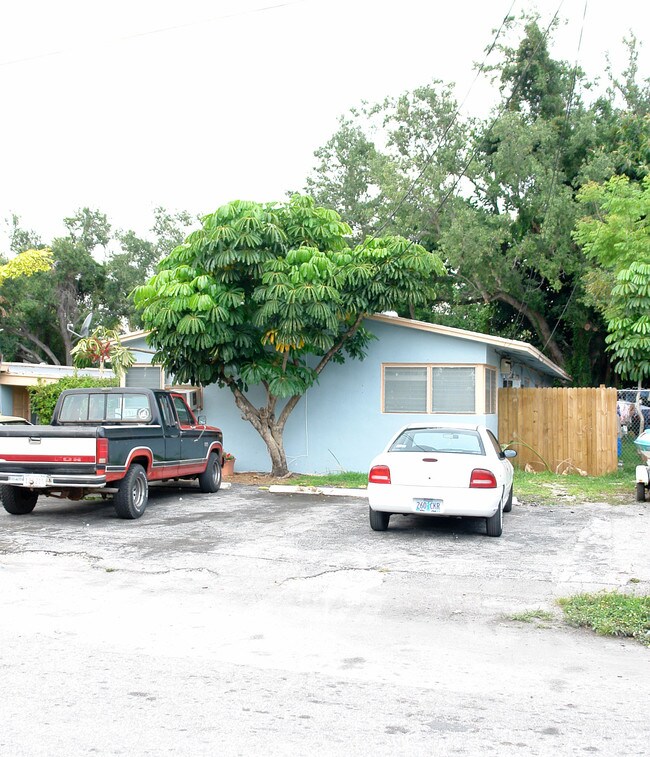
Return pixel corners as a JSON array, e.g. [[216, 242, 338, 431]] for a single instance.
[[1, 0, 648, 250]]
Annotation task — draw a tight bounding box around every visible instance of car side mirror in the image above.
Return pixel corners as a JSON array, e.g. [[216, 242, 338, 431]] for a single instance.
[[197, 415, 207, 425], [503, 449, 517, 459]]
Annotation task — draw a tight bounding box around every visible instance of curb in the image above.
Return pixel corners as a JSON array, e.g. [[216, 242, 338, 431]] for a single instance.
[[268, 485, 368, 498]]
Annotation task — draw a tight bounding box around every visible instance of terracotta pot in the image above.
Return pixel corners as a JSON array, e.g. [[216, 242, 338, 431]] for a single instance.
[[222, 459, 235, 477]]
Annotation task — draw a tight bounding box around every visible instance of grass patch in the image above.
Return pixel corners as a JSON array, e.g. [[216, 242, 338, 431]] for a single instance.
[[513, 468, 631, 505], [558, 591, 650, 646], [291, 471, 367, 488], [509, 609, 555, 623]]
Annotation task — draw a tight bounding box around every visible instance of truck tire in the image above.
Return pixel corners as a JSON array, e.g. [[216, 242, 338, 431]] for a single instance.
[[1, 485, 38, 515], [114, 464, 148, 519], [198, 452, 222, 493]]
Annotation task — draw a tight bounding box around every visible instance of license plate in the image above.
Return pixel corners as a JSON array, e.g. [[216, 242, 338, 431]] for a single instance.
[[23, 474, 48, 488], [415, 498, 442, 512]]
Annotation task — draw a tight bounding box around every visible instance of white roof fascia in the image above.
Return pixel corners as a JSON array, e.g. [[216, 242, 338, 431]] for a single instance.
[[367, 314, 570, 382]]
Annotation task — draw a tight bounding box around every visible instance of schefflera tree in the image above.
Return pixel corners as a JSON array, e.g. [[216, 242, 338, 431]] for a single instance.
[[133, 195, 445, 476]]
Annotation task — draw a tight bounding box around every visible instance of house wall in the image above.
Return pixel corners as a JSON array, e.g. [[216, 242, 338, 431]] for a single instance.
[[126, 320, 554, 474]]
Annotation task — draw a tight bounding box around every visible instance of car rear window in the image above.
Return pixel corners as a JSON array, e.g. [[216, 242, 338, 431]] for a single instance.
[[59, 393, 152, 423], [389, 428, 484, 455]]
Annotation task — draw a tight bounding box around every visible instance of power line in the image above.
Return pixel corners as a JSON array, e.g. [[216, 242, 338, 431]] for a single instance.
[[365, 0, 519, 244], [0, 0, 310, 68]]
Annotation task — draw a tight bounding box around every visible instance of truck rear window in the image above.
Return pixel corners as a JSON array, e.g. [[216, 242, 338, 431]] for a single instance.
[[59, 393, 152, 423]]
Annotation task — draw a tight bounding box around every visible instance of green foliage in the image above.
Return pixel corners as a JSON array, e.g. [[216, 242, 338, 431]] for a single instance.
[[134, 195, 444, 396], [0, 206, 195, 365], [71, 327, 136, 378], [27, 376, 119, 424], [291, 471, 368, 488], [558, 592, 650, 646], [575, 175, 650, 382], [134, 194, 444, 475]]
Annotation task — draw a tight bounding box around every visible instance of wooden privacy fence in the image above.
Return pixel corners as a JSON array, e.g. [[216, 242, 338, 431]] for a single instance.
[[498, 387, 618, 476]]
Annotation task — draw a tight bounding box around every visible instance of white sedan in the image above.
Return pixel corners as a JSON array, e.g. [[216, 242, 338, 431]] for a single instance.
[[367, 423, 517, 537]]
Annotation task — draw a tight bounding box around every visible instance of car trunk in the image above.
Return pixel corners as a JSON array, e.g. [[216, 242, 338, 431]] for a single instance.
[[388, 452, 487, 488]]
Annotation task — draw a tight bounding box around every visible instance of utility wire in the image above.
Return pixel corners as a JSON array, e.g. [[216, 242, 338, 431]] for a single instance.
[[0, 0, 310, 68], [365, 0, 518, 245]]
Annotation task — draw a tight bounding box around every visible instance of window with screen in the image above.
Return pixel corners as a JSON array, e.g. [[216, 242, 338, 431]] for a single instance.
[[431, 367, 476, 413], [382, 364, 495, 414], [383, 366, 428, 413]]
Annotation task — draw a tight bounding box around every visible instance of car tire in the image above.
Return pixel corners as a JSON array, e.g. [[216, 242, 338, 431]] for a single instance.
[[369, 506, 390, 531], [198, 452, 222, 493], [503, 485, 513, 513], [636, 482, 646, 502], [1, 485, 38, 515], [485, 499, 503, 537], [114, 464, 148, 519]]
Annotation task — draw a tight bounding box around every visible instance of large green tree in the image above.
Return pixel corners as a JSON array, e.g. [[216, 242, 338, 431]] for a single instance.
[[304, 17, 649, 384], [0, 207, 196, 363], [134, 195, 445, 475], [574, 175, 650, 384]]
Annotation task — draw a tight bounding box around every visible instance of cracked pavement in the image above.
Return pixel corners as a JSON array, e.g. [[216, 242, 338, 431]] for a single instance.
[[1, 483, 649, 756]]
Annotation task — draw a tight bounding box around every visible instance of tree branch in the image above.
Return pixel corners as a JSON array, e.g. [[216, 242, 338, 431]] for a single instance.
[[15, 328, 61, 365]]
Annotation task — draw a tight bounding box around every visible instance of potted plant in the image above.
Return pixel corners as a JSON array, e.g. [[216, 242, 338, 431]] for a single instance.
[[222, 452, 236, 477]]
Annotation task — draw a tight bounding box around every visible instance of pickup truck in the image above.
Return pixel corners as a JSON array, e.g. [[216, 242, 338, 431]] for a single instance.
[[0, 387, 224, 519]]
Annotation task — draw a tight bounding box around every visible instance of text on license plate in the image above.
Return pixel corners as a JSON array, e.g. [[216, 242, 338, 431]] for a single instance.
[[415, 498, 442, 512], [24, 474, 48, 488]]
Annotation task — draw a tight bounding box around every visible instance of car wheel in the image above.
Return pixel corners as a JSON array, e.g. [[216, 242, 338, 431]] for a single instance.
[[198, 452, 222, 493], [1, 485, 38, 515], [114, 464, 148, 519], [369, 506, 390, 531], [636, 482, 646, 502], [503, 485, 513, 513], [485, 500, 503, 537]]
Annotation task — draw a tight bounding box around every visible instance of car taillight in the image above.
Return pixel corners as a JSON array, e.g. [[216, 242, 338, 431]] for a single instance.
[[369, 465, 391, 484], [96, 437, 109, 468], [469, 468, 497, 488]]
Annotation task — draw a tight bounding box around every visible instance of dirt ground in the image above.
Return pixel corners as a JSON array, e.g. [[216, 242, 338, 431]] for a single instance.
[[224, 471, 290, 486]]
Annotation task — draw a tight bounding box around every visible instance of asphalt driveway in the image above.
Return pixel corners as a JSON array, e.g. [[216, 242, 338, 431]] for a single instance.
[[0, 484, 648, 756]]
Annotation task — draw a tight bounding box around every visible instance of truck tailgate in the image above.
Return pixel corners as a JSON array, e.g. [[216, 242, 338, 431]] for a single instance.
[[0, 426, 102, 485]]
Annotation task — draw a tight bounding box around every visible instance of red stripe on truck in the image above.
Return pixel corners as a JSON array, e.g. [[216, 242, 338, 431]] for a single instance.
[[0, 454, 96, 463]]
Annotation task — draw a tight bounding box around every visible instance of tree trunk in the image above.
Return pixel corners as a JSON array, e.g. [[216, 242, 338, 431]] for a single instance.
[[494, 292, 566, 368], [222, 315, 365, 476], [227, 384, 295, 477]]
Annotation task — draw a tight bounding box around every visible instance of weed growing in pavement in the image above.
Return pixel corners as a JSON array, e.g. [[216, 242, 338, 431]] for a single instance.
[[558, 591, 650, 646], [509, 609, 555, 623]]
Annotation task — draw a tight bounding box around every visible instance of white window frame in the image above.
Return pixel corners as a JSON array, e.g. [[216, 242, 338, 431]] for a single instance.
[[382, 363, 496, 415], [485, 367, 497, 414]]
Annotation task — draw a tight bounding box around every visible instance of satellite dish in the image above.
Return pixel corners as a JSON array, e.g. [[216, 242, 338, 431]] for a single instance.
[[80, 313, 93, 337]]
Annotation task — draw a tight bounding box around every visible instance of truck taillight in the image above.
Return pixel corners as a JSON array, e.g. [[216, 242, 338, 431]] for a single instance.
[[369, 465, 391, 484], [469, 468, 497, 488], [96, 438, 109, 467]]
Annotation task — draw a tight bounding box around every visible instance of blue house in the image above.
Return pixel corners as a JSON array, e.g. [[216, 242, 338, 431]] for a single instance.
[[121, 314, 569, 474]]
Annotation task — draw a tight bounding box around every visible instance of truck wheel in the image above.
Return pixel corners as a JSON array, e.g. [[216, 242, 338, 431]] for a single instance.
[[636, 482, 646, 502], [1, 485, 38, 515], [198, 452, 222, 493], [114, 464, 148, 519]]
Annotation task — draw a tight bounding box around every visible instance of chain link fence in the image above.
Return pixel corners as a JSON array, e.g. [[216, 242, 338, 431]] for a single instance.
[[617, 389, 650, 472]]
